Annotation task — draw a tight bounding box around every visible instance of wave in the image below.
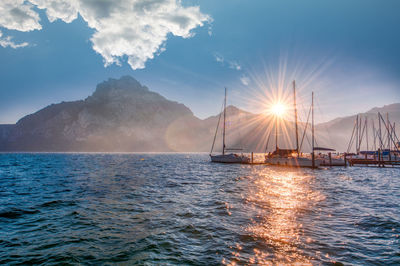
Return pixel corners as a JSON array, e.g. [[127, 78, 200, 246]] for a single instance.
[[0, 208, 40, 219]]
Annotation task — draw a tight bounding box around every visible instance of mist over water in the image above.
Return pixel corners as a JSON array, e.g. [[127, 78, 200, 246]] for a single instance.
[[0, 153, 399, 265]]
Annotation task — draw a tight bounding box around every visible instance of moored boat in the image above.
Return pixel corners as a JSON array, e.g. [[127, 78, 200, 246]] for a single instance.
[[265, 148, 320, 167], [210, 88, 250, 163], [210, 153, 250, 163], [264, 81, 319, 168]]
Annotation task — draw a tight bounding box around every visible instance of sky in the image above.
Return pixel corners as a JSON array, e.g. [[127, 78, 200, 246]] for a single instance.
[[0, 0, 399, 124]]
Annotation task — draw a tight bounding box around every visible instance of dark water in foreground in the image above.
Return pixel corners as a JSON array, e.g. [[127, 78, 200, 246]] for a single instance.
[[0, 153, 399, 265]]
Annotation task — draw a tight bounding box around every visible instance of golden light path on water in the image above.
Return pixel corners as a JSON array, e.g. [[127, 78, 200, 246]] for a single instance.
[[223, 167, 326, 265]]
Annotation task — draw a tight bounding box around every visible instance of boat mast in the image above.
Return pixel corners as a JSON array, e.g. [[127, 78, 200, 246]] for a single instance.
[[222, 87, 227, 155], [366, 117, 369, 151], [312, 91, 315, 168], [387, 113, 390, 151], [387, 113, 391, 160], [264, 130, 272, 154], [293, 80, 299, 156], [378, 113, 382, 150], [210, 102, 224, 155], [356, 115, 359, 154], [275, 113, 278, 151], [359, 116, 362, 152], [372, 120, 376, 151]]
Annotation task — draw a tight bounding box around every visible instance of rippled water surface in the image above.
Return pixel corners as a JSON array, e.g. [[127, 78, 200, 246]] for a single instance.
[[0, 153, 399, 265]]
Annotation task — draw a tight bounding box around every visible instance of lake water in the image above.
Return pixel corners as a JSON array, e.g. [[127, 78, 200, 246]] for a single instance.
[[0, 153, 399, 265]]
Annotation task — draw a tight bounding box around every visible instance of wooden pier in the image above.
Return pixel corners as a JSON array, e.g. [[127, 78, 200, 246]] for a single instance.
[[240, 154, 400, 168], [348, 158, 400, 167]]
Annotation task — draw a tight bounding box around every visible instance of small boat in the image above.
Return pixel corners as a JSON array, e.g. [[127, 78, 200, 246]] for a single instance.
[[210, 88, 250, 163], [210, 152, 250, 163], [265, 148, 320, 167], [345, 112, 400, 166]]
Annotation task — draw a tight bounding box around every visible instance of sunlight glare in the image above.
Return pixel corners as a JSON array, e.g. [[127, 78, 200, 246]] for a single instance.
[[271, 103, 287, 117]]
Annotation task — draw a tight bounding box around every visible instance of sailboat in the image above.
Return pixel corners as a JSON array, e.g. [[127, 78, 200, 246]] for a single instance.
[[264, 81, 320, 168], [210, 88, 250, 163]]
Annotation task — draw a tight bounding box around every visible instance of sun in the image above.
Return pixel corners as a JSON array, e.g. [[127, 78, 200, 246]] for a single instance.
[[270, 103, 287, 117]]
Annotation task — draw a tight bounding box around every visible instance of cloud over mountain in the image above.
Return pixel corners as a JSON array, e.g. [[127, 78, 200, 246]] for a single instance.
[[0, 0, 210, 69]]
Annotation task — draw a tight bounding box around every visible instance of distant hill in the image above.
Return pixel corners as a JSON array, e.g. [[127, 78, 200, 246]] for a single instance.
[[0, 76, 398, 152], [315, 103, 400, 152]]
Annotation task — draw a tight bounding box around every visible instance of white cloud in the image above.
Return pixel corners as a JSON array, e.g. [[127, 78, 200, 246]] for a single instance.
[[0, 0, 42, 32], [214, 52, 241, 71], [0, 31, 29, 48], [229, 61, 241, 71], [207, 25, 212, 36], [240, 75, 250, 86], [30, 0, 78, 23], [0, 0, 211, 70], [214, 52, 224, 63]]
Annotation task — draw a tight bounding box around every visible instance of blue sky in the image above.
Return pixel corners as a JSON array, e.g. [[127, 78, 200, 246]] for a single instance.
[[0, 0, 399, 124]]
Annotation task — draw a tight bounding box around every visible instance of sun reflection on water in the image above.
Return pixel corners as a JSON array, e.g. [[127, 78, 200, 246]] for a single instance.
[[224, 167, 325, 265]]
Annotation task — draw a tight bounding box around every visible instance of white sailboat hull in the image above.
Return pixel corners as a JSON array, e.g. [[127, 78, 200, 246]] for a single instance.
[[210, 154, 250, 163], [265, 157, 320, 168]]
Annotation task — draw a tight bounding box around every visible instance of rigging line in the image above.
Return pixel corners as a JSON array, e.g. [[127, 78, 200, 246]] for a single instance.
[[305, 131, 312, 151], [359, 118, 367, 150], [379, 113, 400, 152], [377, 114, 384, 149], [366, 117, 369, 151], [297, 103, 308, 138], [299, 103, 312, 151], [376, 114, 386, 149], [210, 99, 224, 154], [382, 130, 389, 148], [378, 117, 387, 149], [299, 102, 308, 123], [372, 120, 377, 150], [264, 130, 272, 154], [235, 109, 244, 152], [315, 99, 333, 146], [389, 122, 400, 144], [347, 118, 357, 153], [349, 125, 357, 153], [312, 96, 319, 149]]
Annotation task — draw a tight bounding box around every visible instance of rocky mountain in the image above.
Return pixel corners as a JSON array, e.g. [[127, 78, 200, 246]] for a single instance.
[[0, 76, 211, 151], [0, 76, 398, 152]]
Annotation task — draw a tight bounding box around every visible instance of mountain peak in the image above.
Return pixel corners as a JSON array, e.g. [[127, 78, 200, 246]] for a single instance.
[[225, 105, 250, 115], [87, 75, 154, 103]]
